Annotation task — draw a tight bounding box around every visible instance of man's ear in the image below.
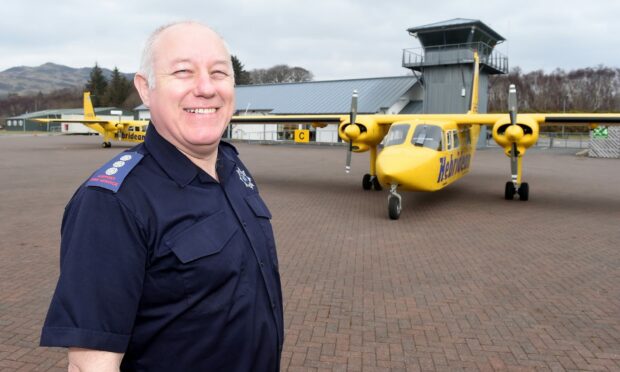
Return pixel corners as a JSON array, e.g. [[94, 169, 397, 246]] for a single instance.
[[134, 73, 151, 106]]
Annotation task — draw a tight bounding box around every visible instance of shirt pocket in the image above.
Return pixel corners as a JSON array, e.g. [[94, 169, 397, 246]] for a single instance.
[[165, 210, 244, 314], [244, 194, 279, 270]]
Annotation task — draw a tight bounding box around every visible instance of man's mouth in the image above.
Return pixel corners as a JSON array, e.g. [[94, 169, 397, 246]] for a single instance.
[[184, 108, 217, 114]]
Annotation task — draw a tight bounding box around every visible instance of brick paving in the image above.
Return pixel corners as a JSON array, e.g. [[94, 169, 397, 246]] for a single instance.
[[1, 134, 619, 371]]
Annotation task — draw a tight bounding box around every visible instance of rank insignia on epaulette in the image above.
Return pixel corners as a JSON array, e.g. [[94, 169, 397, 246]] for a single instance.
[[86, 152, 144, 192]]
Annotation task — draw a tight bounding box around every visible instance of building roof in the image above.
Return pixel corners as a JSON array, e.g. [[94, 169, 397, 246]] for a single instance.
[[235, 75, 418, 114], [133, 76, 420, 114], [407, 18, 505, 44]]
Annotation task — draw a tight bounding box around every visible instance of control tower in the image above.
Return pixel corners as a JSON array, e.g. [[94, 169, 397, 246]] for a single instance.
[[402, 18, 508, 117]]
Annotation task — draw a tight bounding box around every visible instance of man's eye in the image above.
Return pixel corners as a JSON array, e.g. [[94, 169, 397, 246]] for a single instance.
[[212, 71, 229, 79], [173, 70, 192, 76]]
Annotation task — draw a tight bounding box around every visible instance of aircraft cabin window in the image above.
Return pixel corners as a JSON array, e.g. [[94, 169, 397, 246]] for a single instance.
[[384, 124, 410, 146], [411, 124, 443, 151], [453, 130, 460, 148], [446, 130, 453, 150], [463, 129, 471, 145]]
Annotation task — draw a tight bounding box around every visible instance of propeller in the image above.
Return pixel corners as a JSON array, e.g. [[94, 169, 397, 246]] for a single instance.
[[507, 84, 519, 183], [345, 90, 358, 173]]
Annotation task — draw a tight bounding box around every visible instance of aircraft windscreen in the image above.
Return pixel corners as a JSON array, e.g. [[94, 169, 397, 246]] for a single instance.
[[384, 124, 410, 147], [411, 125, 442, 151]]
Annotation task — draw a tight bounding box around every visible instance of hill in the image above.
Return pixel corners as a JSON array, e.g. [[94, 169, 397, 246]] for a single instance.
[[0, 63, 134, 97]]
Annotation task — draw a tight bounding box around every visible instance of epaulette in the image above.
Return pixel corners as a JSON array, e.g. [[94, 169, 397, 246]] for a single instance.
[[220, 140, 239, 155], [85, 151, 144, 193]]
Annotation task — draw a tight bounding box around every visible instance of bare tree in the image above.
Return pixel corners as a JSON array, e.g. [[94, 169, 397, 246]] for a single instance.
[[249, 65, 313, 84]]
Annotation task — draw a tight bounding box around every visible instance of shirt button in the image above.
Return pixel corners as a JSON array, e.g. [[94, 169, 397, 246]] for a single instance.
[[242, 221, 247, 228], [260, 261, 265, 267], [271, 302, 275, 308]]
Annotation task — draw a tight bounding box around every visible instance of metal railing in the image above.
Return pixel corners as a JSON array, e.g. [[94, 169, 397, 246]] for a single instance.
[[229, 129, 341, 144], [402, 42, 508, 73]]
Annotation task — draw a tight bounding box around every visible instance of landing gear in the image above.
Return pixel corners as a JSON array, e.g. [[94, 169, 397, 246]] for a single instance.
[[504, 181, 515, 200], [362, 174, 372, 190], [362, 174, 383, 191], [518, 182, 529, 201], [388, 184, 402, 220], [101, 142, 112, 148], [372, 177, 382, 191], [505, 181, 529, 201]]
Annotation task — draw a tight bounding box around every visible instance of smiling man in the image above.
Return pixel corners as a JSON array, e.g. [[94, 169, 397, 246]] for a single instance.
[[40, 22, 283, 371]]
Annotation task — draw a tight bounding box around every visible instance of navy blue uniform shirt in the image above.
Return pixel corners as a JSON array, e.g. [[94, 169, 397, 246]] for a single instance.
[[40, 125, 284, 371]]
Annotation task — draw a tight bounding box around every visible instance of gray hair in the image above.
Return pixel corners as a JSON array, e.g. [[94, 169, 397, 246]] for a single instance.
[[138, 21, 233, 88]]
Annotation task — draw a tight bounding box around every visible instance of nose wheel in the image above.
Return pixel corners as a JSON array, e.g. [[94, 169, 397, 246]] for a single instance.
[[505, 181, 529, 201], [388, 184, 402, 220], [101, 141, 112, 148]]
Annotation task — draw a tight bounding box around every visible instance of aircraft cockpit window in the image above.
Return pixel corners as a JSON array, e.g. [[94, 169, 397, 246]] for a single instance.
[[384, 124, 410, 146], [411, 125, 443, 151]]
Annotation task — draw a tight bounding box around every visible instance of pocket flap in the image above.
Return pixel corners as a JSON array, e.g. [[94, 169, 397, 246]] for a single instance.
[[166, 211, 239, 263], [245, 194, 272, 219]]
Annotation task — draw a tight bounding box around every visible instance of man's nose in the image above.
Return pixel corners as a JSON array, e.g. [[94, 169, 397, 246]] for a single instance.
[[193, 72, 217, 97]]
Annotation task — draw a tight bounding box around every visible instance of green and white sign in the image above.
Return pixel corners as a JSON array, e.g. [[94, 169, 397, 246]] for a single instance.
[[592, 127, 608, 139]]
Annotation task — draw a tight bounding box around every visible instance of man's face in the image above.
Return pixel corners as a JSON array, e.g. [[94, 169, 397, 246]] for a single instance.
[[136, 24, 235, 156]]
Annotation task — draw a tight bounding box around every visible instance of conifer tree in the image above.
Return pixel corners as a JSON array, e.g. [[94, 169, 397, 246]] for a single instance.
[[104, 67, 131, 107], [84, 63, 108, 107], [231, 55, 251, 85]]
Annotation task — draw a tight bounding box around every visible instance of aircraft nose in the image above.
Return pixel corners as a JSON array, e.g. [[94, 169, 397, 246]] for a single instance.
[[376, 148, 414, 185]]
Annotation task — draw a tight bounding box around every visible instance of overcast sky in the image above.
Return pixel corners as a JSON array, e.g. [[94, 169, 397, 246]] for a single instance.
[[1, 0, 618, 80]]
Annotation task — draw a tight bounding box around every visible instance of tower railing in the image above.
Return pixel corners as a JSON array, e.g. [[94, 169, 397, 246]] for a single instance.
[[402, 42, 508, 74]]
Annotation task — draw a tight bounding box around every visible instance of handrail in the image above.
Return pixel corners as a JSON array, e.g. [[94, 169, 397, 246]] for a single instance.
[[402, 42, 508, 73]]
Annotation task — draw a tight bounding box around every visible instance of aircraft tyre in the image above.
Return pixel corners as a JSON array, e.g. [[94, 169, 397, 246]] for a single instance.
[[372, 177, 382, 191], [518, 182, 529, 201], [388, 195, 401, 220], [362, 174, 372, 190], [101, 142, 112, 148], [504, 181, 515, 200]]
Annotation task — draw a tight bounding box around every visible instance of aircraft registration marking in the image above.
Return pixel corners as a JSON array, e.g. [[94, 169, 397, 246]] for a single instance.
[[437, 152, 471, 183]]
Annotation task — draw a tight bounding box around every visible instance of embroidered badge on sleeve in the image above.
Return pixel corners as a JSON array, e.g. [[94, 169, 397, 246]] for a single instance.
[[86, 152, 144, 192]]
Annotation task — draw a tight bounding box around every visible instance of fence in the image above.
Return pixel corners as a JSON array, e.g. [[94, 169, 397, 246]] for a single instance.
[[485, 132, 591, 149]]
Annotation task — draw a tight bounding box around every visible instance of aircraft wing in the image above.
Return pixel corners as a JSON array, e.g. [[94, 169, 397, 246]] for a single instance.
[[33, 118, 112, 125], [531, 113, 620, 125], [230, 114, 345, 124]]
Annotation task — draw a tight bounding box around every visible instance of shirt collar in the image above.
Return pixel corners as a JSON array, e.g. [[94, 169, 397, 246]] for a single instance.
[[145, 123, 232, 187]]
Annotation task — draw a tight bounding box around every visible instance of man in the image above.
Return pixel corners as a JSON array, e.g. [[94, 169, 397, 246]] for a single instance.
[[40, 21, 283, 371]]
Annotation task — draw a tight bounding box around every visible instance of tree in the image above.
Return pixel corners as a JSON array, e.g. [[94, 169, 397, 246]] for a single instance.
[[249, 64, 313, 84], [104, 67, 131, 107], [84, 63, 108, 107], [231, 55, 251, 85]]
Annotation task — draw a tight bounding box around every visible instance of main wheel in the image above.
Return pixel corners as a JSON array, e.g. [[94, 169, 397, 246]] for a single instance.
[[372, 177, 382, 191], [518, 182, 529, 201], [362, 174, 372, 190], [504, 181, 515, 200], [388, 195, 401, 220]]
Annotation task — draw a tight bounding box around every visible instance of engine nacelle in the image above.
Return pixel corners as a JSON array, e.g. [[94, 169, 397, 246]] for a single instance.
[[492, 117, 539, 157], [338, 116, 389, 152]]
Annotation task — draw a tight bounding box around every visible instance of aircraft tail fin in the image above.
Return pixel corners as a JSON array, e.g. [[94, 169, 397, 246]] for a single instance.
[[468, 51, 480, 114], [83, 92, 96, 119]]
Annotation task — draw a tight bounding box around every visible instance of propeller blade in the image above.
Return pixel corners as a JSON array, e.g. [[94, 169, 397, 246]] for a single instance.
[[345, 90, 358, 173], [508, 84, 517, 125], [350, 90, 358, 126]]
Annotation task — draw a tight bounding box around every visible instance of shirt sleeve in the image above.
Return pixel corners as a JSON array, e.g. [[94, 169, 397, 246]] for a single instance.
[[40, 187, 148, 352]]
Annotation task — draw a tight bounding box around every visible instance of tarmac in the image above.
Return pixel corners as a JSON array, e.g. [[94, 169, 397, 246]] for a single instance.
[[1, 134, 619, 371]]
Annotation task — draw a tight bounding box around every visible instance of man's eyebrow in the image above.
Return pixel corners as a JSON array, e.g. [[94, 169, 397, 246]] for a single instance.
[[168, 58, 231, 66], [169, 58, 192, 65]]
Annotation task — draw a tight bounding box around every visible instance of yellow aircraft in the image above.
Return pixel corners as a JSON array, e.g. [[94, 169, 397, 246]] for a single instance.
[[231, 53, 620, 219], [35, 92, 149, 148]]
